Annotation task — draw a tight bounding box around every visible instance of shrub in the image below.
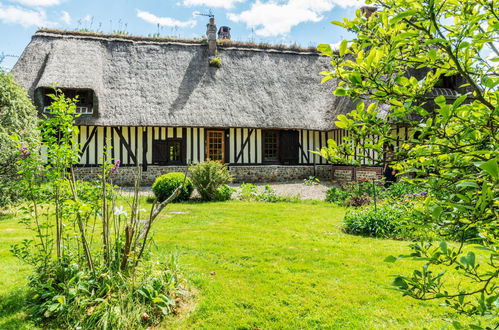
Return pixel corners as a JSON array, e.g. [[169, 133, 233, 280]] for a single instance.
[[384, 181, 422, 199], [25, 254, 186, 329], [240, 183, 259, 201], [325, 185, 350, 204], [214, 184, 235, 201], [343, 204, 408, 238], [0, 71, 39, 207], [189, 161, 233, 201], [152, 172, 193, 202]]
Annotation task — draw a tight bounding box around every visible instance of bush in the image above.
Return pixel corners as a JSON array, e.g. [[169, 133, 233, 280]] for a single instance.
[[214, 184, 235, 201], [384, 181, 422, 199], [189, 161, 233, 201], [325, 185, 350, 204], [0, 71, 39, 207], [152, 172, 193, 202], [25, 254, 186, 329], [343, 204, 409, 238]]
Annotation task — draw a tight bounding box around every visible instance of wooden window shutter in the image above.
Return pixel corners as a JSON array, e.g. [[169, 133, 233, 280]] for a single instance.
[[279, 130, 299, 165]]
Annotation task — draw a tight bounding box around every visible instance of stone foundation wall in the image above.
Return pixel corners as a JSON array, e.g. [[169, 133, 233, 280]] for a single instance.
[[331, 166, 383, 181], [74, 165, 382, 186]]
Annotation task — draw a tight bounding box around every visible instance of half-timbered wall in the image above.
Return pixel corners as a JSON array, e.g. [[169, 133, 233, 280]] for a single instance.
[[73, 125, 410, 167]]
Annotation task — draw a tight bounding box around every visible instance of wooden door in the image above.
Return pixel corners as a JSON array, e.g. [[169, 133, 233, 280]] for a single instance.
[[206, 130, 225, 162]]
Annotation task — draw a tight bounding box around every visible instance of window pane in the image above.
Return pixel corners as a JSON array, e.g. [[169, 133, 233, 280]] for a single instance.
[[263, 131, 279, 162]]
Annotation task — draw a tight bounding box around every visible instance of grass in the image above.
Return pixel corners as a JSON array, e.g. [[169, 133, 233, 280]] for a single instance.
[[0, 200, 478, 329]]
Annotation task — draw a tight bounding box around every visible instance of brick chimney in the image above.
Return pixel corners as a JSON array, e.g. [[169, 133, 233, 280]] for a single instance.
[[360, 6, 377, 18], [206, 17, 217, 57]]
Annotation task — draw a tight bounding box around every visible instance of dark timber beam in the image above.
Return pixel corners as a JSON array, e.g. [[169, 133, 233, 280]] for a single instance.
[[298, 141, 310, 164], [79, 126, 97, 158], [142, 127, 148, 171], [235, 129, 254, 164], [114, 127, 137, 165]]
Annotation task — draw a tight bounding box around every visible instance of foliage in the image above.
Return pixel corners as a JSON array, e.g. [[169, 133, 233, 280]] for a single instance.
[[214, 184, 235, 201], [0, 71, 39, 207], [325, 180, 381, 206], [152, 172, 193, 202], [189, 160, 233, 201], [208, 56, 222, 68], [303, 176, 320, 185], [23, 254, 185, 329], [343, 202, 430, 239], [240, 183, 300, 203], [318, 0, 498, 325], [325, 185, 351, 204], [10, 88, 187, 328], [383, 181, 422, 199]]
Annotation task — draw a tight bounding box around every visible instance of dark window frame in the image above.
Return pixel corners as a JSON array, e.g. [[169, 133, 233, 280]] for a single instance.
[[41, 88, 95, 114], [152, 138, 185, 165], [262, 130, 280, 164]]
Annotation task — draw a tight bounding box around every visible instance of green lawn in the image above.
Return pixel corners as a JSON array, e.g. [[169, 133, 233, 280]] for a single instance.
[[0, 201, 474, 329]]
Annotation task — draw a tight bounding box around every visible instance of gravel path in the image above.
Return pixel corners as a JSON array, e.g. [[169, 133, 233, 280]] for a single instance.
[[119, 181, 333, 201]]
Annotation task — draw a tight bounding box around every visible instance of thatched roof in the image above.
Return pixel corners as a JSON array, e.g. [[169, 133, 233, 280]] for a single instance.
[[11, 29, 359, 131]]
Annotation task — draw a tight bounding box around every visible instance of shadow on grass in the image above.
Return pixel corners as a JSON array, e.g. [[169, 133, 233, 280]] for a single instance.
[[0, 288, 31, 329], [0, 212, 14, 222]]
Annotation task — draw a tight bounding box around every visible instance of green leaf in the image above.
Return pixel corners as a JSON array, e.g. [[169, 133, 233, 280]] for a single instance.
[[384, 255, 397, 263], [339, 39, 348, 56], [478, 158, 498, 179], [456, 181, 480, 189], [392, 276, 408, 289], [434, 95, 446, 105], [334, 88, 348, 96], [439, 241, 448, 253], [317, 43, 332, 56], [390, 10, 417, 25]]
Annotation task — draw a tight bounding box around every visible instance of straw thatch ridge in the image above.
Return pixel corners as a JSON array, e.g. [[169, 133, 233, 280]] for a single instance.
[[12, 29, 357, 130]]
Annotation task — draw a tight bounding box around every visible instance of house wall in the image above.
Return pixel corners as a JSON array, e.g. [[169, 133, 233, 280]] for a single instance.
[[59, 125, 409, 184], [76, 125, 337, 167], [76, 125, 410, 167]]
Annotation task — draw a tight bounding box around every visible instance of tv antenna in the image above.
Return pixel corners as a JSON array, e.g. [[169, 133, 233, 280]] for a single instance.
[[194, 9, 214, 18], [0, 52, 18, 66]]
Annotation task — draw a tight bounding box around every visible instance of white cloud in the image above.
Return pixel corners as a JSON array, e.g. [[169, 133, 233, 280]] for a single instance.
[[10, 0, 63, 7], [60, 10, 70, 24], [137, 9, 197, 28], [0, 3, 54, 27], [181, 0, 244, 9], [228, 0, 365, 37]]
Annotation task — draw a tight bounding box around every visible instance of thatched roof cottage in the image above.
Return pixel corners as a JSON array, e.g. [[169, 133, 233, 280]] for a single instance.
[[11, 20, 403, 183]]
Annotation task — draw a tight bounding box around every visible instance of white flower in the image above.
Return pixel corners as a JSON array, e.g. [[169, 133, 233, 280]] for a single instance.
[[114, 206, 128, 217]]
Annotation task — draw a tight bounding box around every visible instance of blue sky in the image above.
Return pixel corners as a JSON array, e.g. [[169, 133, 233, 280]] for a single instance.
[[0, 0, 365, 71]]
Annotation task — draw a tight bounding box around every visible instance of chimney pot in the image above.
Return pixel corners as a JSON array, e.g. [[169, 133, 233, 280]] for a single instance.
[[360, 6, 377, 18]]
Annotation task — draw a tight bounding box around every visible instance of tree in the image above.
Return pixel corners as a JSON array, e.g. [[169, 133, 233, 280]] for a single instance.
[[0, 71, 39, 207], [318, 0, 498, 327]]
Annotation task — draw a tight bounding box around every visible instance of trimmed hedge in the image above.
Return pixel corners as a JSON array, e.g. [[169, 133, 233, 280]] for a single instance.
[[152, 172, 193, 202]]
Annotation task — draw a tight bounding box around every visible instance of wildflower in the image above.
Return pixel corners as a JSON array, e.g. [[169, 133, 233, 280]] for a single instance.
[[19, 142, 30, 160], [114, 205, 127, 217], [110, 160, 121, 175]]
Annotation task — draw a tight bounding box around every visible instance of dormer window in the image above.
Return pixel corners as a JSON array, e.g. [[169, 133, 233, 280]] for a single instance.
[[41, 88, 94, 114]]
